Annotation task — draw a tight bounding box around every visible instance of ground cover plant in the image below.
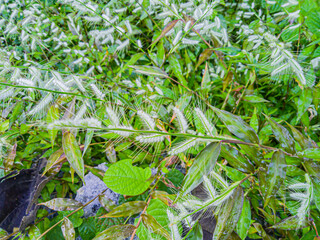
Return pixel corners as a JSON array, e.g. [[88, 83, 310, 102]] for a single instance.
[[0, 0, 320, 239]]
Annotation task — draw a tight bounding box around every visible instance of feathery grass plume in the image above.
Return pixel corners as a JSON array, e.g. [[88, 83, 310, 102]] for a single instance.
[[74, 103, 87, 120], [53, 77, 70, 92], [107, 125, 134, 137], [90, 83, 105, 99], [194, 107, 216, 136], [288, 174, 313, 227], [106, 106, 120, 126], [173, 30, 182, 46], [203, 175, 217, 199], [136, 134, 164, 143], [16, 78, 35, 87], [48, 118, 101, 130], [210, 170, 229, 189], [116, 39, 129, 51], [168, 138, 198, 155], [181, 38, 199, 45], [137, 110, 155, 130], [0, 88, 15, 101], [172, 107, 188, 133], [28, 93, 53, 116], [167, 209, 182, 240], [72, 76, 86, 92], [175, 203, 195, 228]]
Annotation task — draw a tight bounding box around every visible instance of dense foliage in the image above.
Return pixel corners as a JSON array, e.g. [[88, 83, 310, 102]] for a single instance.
[[1, 0, 320, 239]]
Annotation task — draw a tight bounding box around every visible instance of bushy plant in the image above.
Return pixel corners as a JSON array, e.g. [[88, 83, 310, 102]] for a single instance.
[[0, 0, 320, 239]]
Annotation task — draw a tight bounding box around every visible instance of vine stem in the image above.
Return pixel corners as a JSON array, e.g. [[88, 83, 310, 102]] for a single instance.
[[35, 189, 108, 240], [129, 197, 151, 240]]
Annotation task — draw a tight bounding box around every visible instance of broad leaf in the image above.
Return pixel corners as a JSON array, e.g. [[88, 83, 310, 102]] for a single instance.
[[236, 198, 251, 240], [264, 151, 286, 207], [311, 177, 320, 212], [298, 148, 320, 159], [92, 224, 135, 240], [39, 198, 83, 211], [43, 148, 65, 176], [152, 20, 180, 46], [196, 49, 213, 69], [265, 115, 296, 154], [103, 159, 152, 196], [141, 213, 171, 240], [221, 145, 255, 173], [270, 216, 309, 230], [296, 88, 313, 123], [213, 187, 244, 240], [286, 122, 313, 150], [99, 201, 146, 218], [213, 108, 259, 143], [168, 55, 188, 86], [180, 142, 221, 196], [47, 104, 59, 147], [61, 217, 75, 240], [136, 199, 170, 240], [62, 132, 85, 182], [129, 65, 168, 78]]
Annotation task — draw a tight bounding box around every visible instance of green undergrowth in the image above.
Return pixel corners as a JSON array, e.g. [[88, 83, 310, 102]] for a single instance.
[[1, 0, 320, 239]]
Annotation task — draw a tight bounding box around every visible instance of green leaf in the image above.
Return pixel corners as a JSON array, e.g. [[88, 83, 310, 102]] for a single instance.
[[270, 216, 309, 230], [296, 88, 313, 123], [305, 10, 320, 37], [298, 148, 320, 159], [78, 218, 96, 240], [168, 55, 188, 86], [10, 101, 24, 127], [187, 222, 203, 240], [264, 115, 296, 154], [103, 159, 152, 196], [253, 223, 275, 240], [116, 52, 144, 77], [213, 108, 259, 143], [243, 95, 269, 103], [311, 177, 320, 212], [99, 195, 117, 211], [286, 122, 313, 150], [99, 201, 146, 218], [250, 107, 259, 133], [62, 131, 85, 182], [92, 224, 135, 240], [304, 160, 320, 179], [61, 217, 75, 240], [236, 198, 251, 240], [83, 129, 93, 156], [213, 187, 244, 240], [263, 151, 286, 207], [152, 19, 180, 46], [141, 213, 171, 240], [39, 198, 83, 211], [220, 145, 255, 173], [136, 199, 170, 240], [281, 27, 299, 42], [47, 104, 59, 147], [129, 65, 168, 78], [43, 148, 65, 176], [180, 142, 221, 196], [0, 119, 9, 133], [196, 48, 213, 69]]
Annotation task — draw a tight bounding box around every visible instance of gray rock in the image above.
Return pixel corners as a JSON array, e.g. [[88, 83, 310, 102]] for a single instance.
[[75, 163, 119, 217]]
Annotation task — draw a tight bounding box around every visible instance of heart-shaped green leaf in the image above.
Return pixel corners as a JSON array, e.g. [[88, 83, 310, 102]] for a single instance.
[[103, 159, 152, 196]]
